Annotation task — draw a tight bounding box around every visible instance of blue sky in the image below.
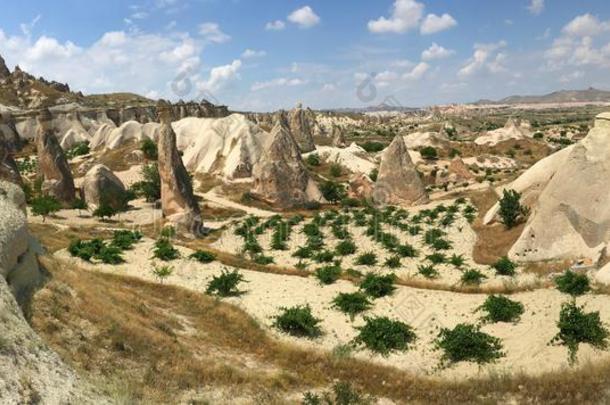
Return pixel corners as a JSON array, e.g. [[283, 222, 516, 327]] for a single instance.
[[1, 0, 610, 111]]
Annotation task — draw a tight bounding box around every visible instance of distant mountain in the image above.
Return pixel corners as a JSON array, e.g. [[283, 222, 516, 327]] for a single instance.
[[475, 87, 610, 105], [326, 102, 420, 114]]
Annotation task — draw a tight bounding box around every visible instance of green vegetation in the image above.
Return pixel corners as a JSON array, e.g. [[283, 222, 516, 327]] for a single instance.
[[152, 238, 180, 261], [302, 382, 374, 405], [499, 189, 529, 229], [65, 141, 90, 159], [354, 316, 417, 356], [492, 256, 517, 276], [140, 138, 158, 160], [358, 141, 385, 153], [336, 240, 357, 256], [92, 202, 118, 221], [418, 264, 439, 279], [152, 265, 173, 282], [461, 269, 487, 286], [110, 230, 143, 250], [315, 265, 342, 285], [478, 295, 524, 323], [332, 292, 372, 319], [420, 146, 438, 160], [320, 181, 347, 203], [189, 250, 217, 263], [30, 195, 62, 222], [551, 301, 609, 364], [206, 269, 246, 297], [555, 270, 590, 297], [306, 153, 321, 166], [356, 252, 378, 266], [273, 305, 322, 338], [435, 323, 504, 366], [329, 163, 343, 178], [384, 255, 401, 269], [359, 273, 396, 298], [130, 163, 161, 202]]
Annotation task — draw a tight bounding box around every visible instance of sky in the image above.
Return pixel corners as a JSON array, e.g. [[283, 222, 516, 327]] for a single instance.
[[1, 0, 610, 111]]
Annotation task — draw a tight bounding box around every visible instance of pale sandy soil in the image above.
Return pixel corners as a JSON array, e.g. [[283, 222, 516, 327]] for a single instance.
[[54, 238, 610, 380]]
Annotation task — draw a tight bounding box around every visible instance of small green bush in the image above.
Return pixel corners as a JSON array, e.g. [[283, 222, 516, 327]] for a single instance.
[[492, 256, 517, 276], [551, 301, 609, 364], [461, 269, 487, 286], [68, 239, 104, 262], [93, 202, 117, 221], [189, 250, 217, 263], [418, 265, 439, 279], [273, 305, 321, 338], [359, 273, 396, 298], [152, 265, 173, 282], [354, 316, 417, 356], [160, 226, 176, 238], [313, 250, 335, 263], [329, 163, 343, 178], [356, 252, 378, 266], [30, 195, 62, 221], [395, 244, 418, 258], [426, 253, 446, 264], [293, 246, 314, 259], [384, 255, 401, 269], [332, 292, 372, 319], [420, 146, 438, 160], [315, 265, 342, 285], [335, 240, 357, 256], [555, 270, 590, 297], [253, 254, 274, 265], [435, 323, 504, 366], [206, 269, 245, 297], [110, 230, 143, 250], [140, 138, 158, 160], [320, 181, 346, 203], [478, 295, 524, 323], [302, 382, 374, 405], [95, 245, 125, 264], [449, 254, 465, 268], [306, 153, 321, 166], [153, 238, 180, 261]]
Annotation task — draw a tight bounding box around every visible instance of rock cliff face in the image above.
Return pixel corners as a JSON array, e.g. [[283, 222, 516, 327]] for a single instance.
[[374, 135, 428, 206], [507, 112, 610, 262], [35, 109, 76, 205], [283, 104, 316, 153], [0, 134, 22, 186], [157, 102, 203, 235], [252, 122, 324, 208], [82, 164, 127, 210]]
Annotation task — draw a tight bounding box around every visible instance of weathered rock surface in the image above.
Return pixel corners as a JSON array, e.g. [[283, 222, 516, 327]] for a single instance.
[[82, 164, 127, 210], [0, 54, 10, 78], [348, 173, 374, 201], [331, 125, 347, 147], [35, 109, 75, 205], [374, 135, 428, 206], [157, 102, 203, 235], [447, 157, 474, 183], [0, 111, 21, 151], [287, 103, 316, 153], [0, 135, 22, 186], [507, 112, 610, 262], [252, 122, 324, 208], [90, 120, 160, 151], [475, 118, 532, 146]]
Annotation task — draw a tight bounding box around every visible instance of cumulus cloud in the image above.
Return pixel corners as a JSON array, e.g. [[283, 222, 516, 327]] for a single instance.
[[421, 43, 455, 60], [368, 0, 424, 33], [527, 0, 545, 16], [251, 77, 306, 91], [287, 6, 320, 28], [420, 13, 457, 35], [403, 62, 429, 80], [562, 14, 610, 37], [241, 49, 266, 59], [198, 59, 242, 92], [199, 22, 231, 43], [265, 20, 286, 31], [458, 41, 507, 78]]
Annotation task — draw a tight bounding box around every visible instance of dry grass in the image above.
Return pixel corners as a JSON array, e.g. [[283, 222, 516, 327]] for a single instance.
[[30, 254, 610, 404], [28, 223, 114, 253], [95, 143, 141, 172]]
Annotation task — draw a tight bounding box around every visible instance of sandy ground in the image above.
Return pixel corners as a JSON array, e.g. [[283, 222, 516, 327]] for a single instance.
[[54, 238, 610, 381]]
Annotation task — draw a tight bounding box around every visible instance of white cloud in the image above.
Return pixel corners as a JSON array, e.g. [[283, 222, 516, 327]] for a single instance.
[[368, 0, 424, 34], [20, 14, 41, 37], [241, 49, 266, 59], [251, 77, 306, 91], [391, 59, 414, 68], [562, 14, 610, 37], [287, 6, 320, 28], [420, 13, 457, 35], [199, 22, 231, 43], [559, 70, 584, 83], [458, 41, 507, 78], [403, 62, 429, 80], [321, 83, 336, 92], [26, 36, 82, 61], [421, 43, 454, 60], [265, 20, 286, 31], [527, 0, 545, 16], [199, 59, 242, 92]]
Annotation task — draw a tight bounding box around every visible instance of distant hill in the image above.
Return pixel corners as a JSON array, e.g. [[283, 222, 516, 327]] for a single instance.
[[475, 87, 610, 105], [326, 102, 420, 114]]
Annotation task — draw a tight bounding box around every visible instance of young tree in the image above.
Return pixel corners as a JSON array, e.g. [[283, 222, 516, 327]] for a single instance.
[[498, 189, 529, 228], [30, 196, 62, 222], [93, 202, 117, 221], [140, 138, 158, 160]]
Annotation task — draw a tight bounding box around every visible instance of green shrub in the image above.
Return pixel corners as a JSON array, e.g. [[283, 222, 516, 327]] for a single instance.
[[395, 244, 418, 258], [189, 250, 217, 263], [313, 250, 335, 263], [335, 240, 357, 256], [555, 270, 590, 297], [71, 198, 88, 213], [369, 168, 378, 182], [354, 316, 417, 356], [356, 252, 378, 266], [273, 305, 321, 338], [153, 238, 180, 261], [302, 382, 374, 405], [384, 255, 401, 269], [499, 189, 529, 228], [551, 301, 609, 364], [478, 295, 524, 323], [152, 265, 173, 282], [435, 323, 504, 366], [243, 239, 263, 255], [110, 230, 142, 250], [332, 292, 372, 319], [424, 228, 445, 245], [359, 273, 396, 298], [293, 246, 314, 259], [426, 253, 446, 264], [130, 163, 161, 202], [315, 265, 342, 285], [461, 269, 487, 285], [320, 181, 346, 203], [492, 256, 517, 276], [449, 254, 465, 268], [160, 226, 176, 238], [306, 153, 321, 166], [206, 269, 245, 297], [140, 138, 158, 160], [66, 141, 90, 159], [359, 141, 385, 153], [253, 254, 274, 265], [418, 265, 439, 279], [30, 195, 62, 221], [420, 146, 438, 160], [68, 239, 104, 262], [95, 245, 125, 265], [329, 163, 343, 178], [431, 238, 452, 250], [93, 202, 117, 221]]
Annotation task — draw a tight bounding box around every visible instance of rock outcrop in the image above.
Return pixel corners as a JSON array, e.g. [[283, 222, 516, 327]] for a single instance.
[[348, 173, 374, 201], [157, 102, 203, 235], [403, 131, 449, 149], [82, 164, 128, 210], [0, 111, 21, 151], [90, 120, 160, 151], [252, 122, 324, 208], [475, 118, 532, 146], [287, 103, 316, 153], [331, 126, 347, 148], [35, 109, 75, 205], [374, 135, 428, 206], [447, 157, 474, 183], [0, 54, 10, 78], [506, 112, 610, 262], [0, 135, 23, 186]]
